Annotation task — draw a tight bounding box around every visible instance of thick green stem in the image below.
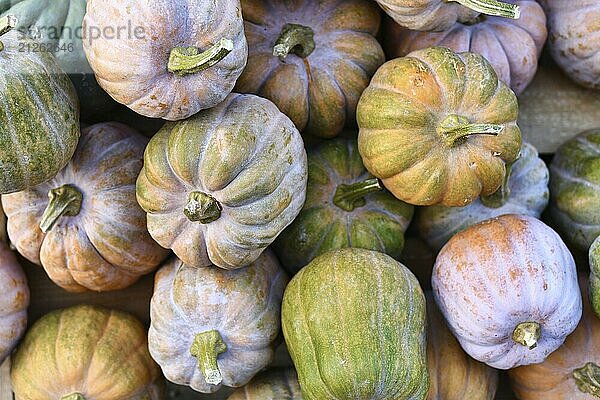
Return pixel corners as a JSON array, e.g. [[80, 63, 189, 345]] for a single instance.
[[183, 192, 222, 224], [573, 362, 600, 398], [437, 114, 503, 147], [190, 330, 228, 386], [512, 322, 541, 349], [39, 184, 83, 233], [447, 0, 520, 19], [61, 394, 86, 400], [480, 160, 515, 208], [168, 38, 233, 76], [273, 23, 315, 60], [333, 178, 383, 212], [0, 15, 17, 52]]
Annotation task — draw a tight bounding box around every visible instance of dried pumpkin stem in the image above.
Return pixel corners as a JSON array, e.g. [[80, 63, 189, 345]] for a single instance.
[[0, 15, 17, 52], [39, 184, 83, 233], [447, 0, 520, 19], [480, 159, 516, 208], [512, 321, 541, 349], [61, 394, 86, 400], [184, 191, 222, 224], [190, 330, 228, 386], [168, 38, 233, 76], [573, 362, 600, 397], [438, 114, 503, 147], [273, 23, 315, 60], [333, 178, 383, 212]]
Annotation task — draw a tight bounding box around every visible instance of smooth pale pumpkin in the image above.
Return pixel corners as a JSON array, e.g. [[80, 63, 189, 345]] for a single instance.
[[385, 0, 547, 95], [228, 368, 302, 400], [149, 251, 287, 393], [136, 93, 308, 270], [417, 142, 549, 250], [11, 305, 163, 400], [273, 138, 413, 274], [433, 214, 582, 370], [282, 248, 428, 400], [82, 0, 248, 120], [2, 122, 169, 292], [590, 236, 600, 319], [237, 0, 384, 138], [357, 46, 522, 206]]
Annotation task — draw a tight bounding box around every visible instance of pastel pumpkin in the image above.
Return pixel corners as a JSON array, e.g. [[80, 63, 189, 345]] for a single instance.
[[228, 369, 302, 400]]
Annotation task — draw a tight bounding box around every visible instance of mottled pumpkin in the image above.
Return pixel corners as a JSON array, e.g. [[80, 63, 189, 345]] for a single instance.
[[417, 142, 549, 250], [228, 368, 302, 400], [2, 122, 168, 292], [237, 0, 384, 138], [590, 236, 600, 319], [274, 139, 413, 274], [433, 214, 582, 370], [136, 93, 308, 270], [149, 251, 287, 393], [11, 304, 163, 400], [282, 248, 428, 400], [83, 0, 248, 120], [357, 46, 522, 206]]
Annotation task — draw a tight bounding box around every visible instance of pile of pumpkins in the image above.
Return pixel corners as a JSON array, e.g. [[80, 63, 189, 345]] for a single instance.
[[0, 0, 598, 399]]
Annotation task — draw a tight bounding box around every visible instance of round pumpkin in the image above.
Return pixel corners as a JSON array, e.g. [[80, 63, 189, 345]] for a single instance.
[[417, 142, 549, 251], [282, 248, 428, 400], [590, 236, 600, 319], [432, 214, 582, 370], [2, 122, 169, 292], [228, 368, 302, 400], [357, 46, 522, 207], [385, 0, 547, 95], [273, 138, 413, 274], [82, 0, 248, 120], [11, 304, 163, 400], [149, 251, 287, 393], [136, 93, 308, 270], [237, 0, 384, 138]]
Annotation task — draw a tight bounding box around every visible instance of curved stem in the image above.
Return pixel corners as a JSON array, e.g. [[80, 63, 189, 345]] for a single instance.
[[480, 160, 515, 208], [0, 15, 17, 52], [168, 38, 233, 76], [61, 394, 86, 400], [437, 114, 503, 147], [573, 363, 600, 397], [39, 184, 83, 233], [273, 23, 315, 60], [183, 192, 222, 224], [190, 330, 228, 386], [447, 0, 520, 19], [512, 322, 541, 349], [333, 178, 383, 212]]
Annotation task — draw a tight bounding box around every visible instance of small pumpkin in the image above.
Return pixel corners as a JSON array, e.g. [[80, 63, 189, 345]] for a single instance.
[[385, 0, 547, 95], [237, 0, 384, 138], [228, 368, 302, 400], [82, 0, 248, 120], [357, 46, 522, 207], [2, 122, 169, 292], [136, 93, 308, 270], [417, 142, 549, 251], [273, 138, 413, 274], [432, 214, 582, 369], [282, 248, 428, 400], [589, 236, 600, 319], [148, 251, 287, 393]]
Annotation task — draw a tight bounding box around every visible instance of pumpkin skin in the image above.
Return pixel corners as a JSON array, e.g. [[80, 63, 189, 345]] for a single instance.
[[148, 251, 287, 394], [136, 93, 308, 270], [228, 368, 302, 400], [82, 0, 248, 120], [282, 248, 429, 400], [11, 304, 163, 400], [357, 46, 522, 207], [432, 214, 582, 370], [237, 0, 384, 138], [417, 142, 549, 251], [385, 0, 547, 95], [273, 138, 414, 274], [2, 122, 169, 292]]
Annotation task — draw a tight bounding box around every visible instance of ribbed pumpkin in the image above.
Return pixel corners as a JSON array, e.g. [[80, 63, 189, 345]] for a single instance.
[[0, 18, 80, 194], [357, 46, 522, 206], [82, 0, 248, 120], [433, 214, 582, 370], [273, 139, 413, 274], [282, 248, 428, 400], [11, 305, 163, 400], [149, 251, 287, 394], [136, 93, 308, 270], [590, 236, 600, 318], [417, 142, 549, 251], [237, 0, 384, 138], [2, 122, 168, 292], [228, 369, 302, 400], [385, 0, 547, 95]]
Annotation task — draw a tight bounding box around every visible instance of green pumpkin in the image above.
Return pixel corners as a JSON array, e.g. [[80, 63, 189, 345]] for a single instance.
[[590, 236, 600, 318], [282, 248, 429, 400], [274, 139, 413, 274]]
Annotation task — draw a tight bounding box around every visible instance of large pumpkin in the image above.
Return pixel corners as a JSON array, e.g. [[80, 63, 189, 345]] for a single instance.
[[237, 0, 384, 138], [282, 248, 428, 400], [136, 93, 308, 270], [228, 369, 302, 400], [357, 46, 522, 206], [82, 0, 248, 120], [149, 251, 287, 393], [273, 138, 413, 274], [2, 122, 168, 292], [433, 214, 582, 369], [11, 305, 163, 400]]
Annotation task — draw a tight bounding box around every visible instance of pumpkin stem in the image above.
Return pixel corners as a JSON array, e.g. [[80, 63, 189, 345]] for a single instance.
[[184, 191, 222, 224], [447, 0, 520, 19], [512, 322, 541, 349], [0, 15, 17, 52], [61, 394, 86, 400], [480, 159, 515, 208], [573, 362, 600, 397], [39, 184, 83, 233], [273, 23, 315, 60], [190, 330, 228, 386], [333, 178, 384, 212], [168, 38, 233, 77], [437, 114, 503, 147]]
